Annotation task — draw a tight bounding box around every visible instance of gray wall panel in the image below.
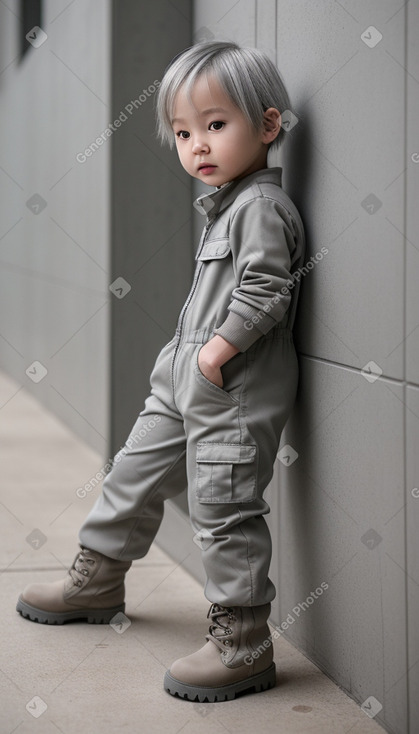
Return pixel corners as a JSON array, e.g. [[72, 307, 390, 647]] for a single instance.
[[406, 385, 419, 733], [280, 1, 405, 380], [406, 1, 419, 726], [274, 357, 407, 733], [193, 0, 256, 46], [110, 0, 193, 453], [0, 0, 111, 454], [406, 0, 419, 385]]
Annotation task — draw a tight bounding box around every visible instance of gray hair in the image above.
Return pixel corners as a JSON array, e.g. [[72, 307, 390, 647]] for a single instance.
[[155, 41, 293, 150]]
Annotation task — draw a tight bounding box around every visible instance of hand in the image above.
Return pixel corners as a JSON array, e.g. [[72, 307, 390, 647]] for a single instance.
[[197, 335, 240, 388], [198, 353, 224, 387]]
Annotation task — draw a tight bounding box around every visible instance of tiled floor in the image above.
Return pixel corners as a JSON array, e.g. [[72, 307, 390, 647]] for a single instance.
[[0, 370, 386, 734]]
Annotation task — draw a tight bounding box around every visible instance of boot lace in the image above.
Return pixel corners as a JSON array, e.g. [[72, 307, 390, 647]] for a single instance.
[[68, 547, 96, 588], [205, 603, 237, 653]]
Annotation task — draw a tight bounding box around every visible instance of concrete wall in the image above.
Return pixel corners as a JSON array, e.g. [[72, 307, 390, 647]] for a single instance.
[[109, 0, 192, 449], [0, 0, 111, 454]]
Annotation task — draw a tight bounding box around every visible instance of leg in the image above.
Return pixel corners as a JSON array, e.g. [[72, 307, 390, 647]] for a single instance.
[[163, 328, 298, 701], [17, 336, 187, 623], [79, 335, 187, 560], [178, 327, 299, 607]]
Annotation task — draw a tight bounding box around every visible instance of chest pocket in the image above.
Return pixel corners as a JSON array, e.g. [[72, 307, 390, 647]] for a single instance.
[[196, 239, 231, 262]]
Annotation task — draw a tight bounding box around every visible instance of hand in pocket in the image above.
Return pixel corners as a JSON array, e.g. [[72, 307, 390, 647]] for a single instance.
[[197, 344, 224, 388]]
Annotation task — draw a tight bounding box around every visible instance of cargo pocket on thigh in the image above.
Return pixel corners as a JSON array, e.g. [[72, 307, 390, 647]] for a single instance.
[[196, 442, 257, 504]]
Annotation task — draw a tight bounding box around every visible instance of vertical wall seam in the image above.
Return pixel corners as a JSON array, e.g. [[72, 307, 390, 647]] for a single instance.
[[109, 0, 117, 459], [254, 0, 257, 47], [275, 0, 277, 67], [403, 0, 410, 730]]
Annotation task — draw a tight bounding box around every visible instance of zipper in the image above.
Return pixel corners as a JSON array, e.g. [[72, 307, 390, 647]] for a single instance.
[[170, 221, 212, 402]]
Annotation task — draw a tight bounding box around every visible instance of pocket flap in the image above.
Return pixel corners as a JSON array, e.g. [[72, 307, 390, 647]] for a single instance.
[[197, 240, 231, 261], [196, 442, 256, 464]]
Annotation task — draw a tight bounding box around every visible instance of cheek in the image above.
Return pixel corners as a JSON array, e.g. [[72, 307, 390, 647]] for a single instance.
[[218, 135, 237, 157], [223, 141, 243, 167], [176, 145, 189, 164], [224, 128, 246, 152]]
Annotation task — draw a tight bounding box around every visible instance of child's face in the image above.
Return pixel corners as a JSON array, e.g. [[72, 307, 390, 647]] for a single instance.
[[171, 74, 270, 187]]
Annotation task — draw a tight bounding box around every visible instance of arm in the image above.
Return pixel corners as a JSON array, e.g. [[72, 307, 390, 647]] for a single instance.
[[199, 197, 297, 386], [213, 196, 297, 351]]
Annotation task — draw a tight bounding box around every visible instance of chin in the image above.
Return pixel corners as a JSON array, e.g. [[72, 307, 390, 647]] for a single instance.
[[212, 176, 229, 186]]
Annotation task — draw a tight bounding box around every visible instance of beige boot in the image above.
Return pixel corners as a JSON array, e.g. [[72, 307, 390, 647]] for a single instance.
[[164, 602, 276, 702], [16, 546, 131, 624]]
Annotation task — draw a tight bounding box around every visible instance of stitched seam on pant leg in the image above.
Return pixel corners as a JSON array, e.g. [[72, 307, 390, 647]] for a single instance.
[[237, 354, 253, 605], [119, 448, 187, 558], [237, 508, 255, 606], [237, 352, 255, 605], [237, 349, 253, 445], [115, 516, 145, 561]]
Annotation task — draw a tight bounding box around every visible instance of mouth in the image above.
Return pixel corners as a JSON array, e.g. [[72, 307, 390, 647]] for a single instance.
[[198, 164, 217, 174]]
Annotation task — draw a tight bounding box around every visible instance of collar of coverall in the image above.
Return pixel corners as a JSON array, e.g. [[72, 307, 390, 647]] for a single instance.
[[193, 166, 283, 220]]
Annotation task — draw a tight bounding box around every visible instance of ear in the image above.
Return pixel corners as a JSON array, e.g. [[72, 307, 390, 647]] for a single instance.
[[261, 107, 282, 144]]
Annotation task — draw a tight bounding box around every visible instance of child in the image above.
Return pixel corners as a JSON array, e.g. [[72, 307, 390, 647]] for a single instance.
[[17, 41, 306, 703]]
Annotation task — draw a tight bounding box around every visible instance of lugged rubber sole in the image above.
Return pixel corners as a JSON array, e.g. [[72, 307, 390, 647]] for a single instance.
[[163, 662, 276, 703], [16, 596, 125, 625]]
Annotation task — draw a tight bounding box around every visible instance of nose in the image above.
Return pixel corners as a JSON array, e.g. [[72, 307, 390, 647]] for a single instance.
[[191, 138, 209, 154]]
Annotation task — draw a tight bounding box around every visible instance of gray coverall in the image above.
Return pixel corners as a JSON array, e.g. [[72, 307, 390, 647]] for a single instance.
[[79, 167, 306, 607]]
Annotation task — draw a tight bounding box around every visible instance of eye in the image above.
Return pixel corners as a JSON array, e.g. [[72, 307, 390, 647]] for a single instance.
[[209, 121, 225, 131], [175, 130, 190, 140]]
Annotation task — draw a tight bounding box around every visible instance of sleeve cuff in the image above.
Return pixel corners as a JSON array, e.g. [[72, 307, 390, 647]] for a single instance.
[[213, 311, 265, 352]]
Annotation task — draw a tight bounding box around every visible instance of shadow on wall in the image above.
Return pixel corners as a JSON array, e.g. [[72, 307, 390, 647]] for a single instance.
[[0, 0, 43, 79], [272, 80, 328, 658], [285, 79, 329, 638], [19, 0, 43, 62]]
